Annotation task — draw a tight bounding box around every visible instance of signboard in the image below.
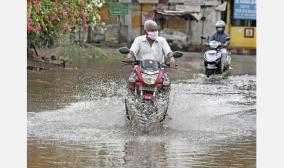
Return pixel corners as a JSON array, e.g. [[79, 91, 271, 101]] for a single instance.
[[109, 2, 128, 15], [176, 5, 201, 12], [203, 0, 218, 6], [184, 0, 202, 5], [119, 0, 131, 3], [138, 0, 159, 3], [244, 28, 254, 38], [168, 0, 184, 3], [233, 0, 256, 20], [184, 0, 218, 6]]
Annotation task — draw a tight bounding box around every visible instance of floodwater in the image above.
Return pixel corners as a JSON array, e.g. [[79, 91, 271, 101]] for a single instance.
[[28, 52, 256, 168]]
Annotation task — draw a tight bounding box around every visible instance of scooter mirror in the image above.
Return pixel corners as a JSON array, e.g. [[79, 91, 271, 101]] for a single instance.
[[118, 47, 130, 54], [225, 37, 230, 41], [173, 51, 183, 58], [200, 36, 206, 40]]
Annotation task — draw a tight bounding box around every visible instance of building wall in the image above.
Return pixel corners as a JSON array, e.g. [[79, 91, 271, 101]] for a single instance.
[[126, 3, 222, 45], [191, 7, 221, 45], [226, 0, 256, 48], [97, 1, 256, 48]]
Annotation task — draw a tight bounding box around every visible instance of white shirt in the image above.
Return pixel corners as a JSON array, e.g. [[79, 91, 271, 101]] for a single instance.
[[129, 35, 172, 63]]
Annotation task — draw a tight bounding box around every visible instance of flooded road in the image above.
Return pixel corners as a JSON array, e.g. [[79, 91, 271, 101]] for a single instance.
[[28, 52, 256, 168]]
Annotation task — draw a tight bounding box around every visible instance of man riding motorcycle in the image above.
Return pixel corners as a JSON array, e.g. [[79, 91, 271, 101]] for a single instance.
[[210, 20, 231, 69], [125, 20, 175, 68]]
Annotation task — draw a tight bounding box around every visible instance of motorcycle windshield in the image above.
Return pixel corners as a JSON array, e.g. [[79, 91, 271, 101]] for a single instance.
[[141, 60, 160, 72]]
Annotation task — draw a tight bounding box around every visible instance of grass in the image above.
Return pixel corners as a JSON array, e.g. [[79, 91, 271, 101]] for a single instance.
[[57, 33, 122, 60]]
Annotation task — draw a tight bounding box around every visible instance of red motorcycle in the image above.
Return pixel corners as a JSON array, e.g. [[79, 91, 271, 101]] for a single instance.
[[118, 47, 183, 132]]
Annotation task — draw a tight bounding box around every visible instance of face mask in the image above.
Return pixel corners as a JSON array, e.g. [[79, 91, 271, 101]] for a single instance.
[[147, 31, 158, 40], [217, 27, 224, 33]]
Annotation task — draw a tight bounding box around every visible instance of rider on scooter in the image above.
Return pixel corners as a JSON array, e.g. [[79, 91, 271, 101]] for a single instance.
[[210, 20, 230, 63]]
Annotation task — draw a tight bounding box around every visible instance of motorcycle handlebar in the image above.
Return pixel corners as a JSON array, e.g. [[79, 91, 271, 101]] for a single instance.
[[121, 60, 140, 65], [121, 61, 178, 68], [203, 43, 228, 48]]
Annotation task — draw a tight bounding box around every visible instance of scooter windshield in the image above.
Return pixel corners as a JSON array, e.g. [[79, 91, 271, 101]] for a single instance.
[[209, 40, 220, 49], [141, 60, 159, 71]]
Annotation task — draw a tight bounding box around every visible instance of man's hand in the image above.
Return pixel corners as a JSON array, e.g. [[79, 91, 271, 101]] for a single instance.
[[124, 52, 134, 63], [167, 52, 176, 69], [169, 56, 176, 69]]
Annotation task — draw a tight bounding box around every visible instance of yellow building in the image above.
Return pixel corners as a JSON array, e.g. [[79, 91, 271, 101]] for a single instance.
[[225, 0, 256, 49]]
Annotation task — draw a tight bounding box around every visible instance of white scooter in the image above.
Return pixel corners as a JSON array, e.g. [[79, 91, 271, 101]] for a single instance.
[[201, 36, 231, 77]]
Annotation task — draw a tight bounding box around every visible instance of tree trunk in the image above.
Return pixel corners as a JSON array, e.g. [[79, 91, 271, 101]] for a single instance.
[[87, 26, 93, 43], [80, 27, 87, 47]]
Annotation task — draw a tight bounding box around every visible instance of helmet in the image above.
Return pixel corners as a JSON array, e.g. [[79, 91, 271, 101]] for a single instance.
[[215, 20, 225, 33]]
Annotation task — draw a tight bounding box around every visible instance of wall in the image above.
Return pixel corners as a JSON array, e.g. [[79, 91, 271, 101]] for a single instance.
[[229, 27, 256, 48], [225, 0, 256, 48], [191, 7, 221, 45], [97, 1, 226, 48]]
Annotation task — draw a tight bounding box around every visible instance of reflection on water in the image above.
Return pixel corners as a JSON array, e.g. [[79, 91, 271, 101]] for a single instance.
[[28, 134, 255, 168], [28, 55, 256, 168]]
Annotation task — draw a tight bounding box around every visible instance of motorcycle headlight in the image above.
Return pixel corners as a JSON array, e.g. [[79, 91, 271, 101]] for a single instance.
[[142, 73, 158, 85]]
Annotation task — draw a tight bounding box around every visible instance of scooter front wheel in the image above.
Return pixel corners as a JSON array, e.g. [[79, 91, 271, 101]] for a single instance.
[[206, 69, 213, 77], [218, 61, 223, 74]]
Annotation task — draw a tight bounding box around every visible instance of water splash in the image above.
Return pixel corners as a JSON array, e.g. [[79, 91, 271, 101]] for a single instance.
[[28, 75, 256, 168]]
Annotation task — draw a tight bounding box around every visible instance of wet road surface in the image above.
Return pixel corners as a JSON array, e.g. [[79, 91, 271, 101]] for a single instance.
[[28, 52, 256, 168]]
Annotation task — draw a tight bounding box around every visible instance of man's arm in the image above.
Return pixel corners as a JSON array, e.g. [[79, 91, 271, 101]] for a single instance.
[[226, 33, 230, 45], [126, 52, 134, 62], [223, 33, 230, 46], [167, 52, 176, 69], [209, 33, 216, 41], [161, 38, 175, 68], [125, 37, 139, 62]]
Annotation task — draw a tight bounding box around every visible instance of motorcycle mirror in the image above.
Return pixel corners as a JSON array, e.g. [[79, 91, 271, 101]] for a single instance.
[[173, 51, 183, 58], [161, 64, 168, 68], [225, 37, 230, 41], [118, 47, 130, 54]]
